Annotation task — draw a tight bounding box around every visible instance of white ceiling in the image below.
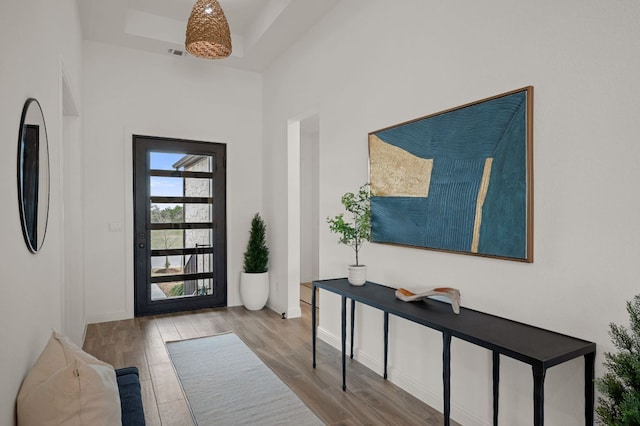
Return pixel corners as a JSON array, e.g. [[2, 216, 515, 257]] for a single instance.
[[78, 0, 340, 72]]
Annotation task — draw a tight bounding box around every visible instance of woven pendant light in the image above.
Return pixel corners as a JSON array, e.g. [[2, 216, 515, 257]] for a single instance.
[[185, 0, 232, 59]]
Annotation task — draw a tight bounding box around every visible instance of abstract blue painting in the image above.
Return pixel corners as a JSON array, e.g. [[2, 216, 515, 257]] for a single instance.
[[368, 87, 533, 262]]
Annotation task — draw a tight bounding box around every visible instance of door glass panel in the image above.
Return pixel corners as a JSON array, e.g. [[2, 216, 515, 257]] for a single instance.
[[183, 204, 211, 223], [183, 253, 213, 275], [180, 155, 212, 173], [183, 278, 213, 297], [150, 204, 184, 224], [150, 176, 212, 198], [149, 229, 214, 250], [150, 152, 186, 171], [151, 253, 213, 277], [151, 280, 186, 300], [150, 229, 184, 250], [186, 229, 212, 248], [150, 277, 214, 301], [184, 177, 212, 196], [151, 255, 187, 277], [150, 176, 184, 197]]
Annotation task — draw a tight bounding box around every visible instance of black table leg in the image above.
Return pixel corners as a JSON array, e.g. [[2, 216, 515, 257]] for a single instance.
[[443, 331, 452, 426], [350, 299, 355, 359], [384, 311, 389, 379], [312, 283, 317, 369], [493, 351, 500, 426], [585, 352, 595, 425], [533, 365, 546, 426], [341, 295, 347, 391]]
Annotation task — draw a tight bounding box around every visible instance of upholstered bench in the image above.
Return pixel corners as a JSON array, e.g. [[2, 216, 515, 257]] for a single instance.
[[17, 331, 146, 426], [116, 367, 146, 426]]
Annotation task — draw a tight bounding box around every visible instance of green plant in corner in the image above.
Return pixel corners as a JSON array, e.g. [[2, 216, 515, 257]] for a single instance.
[[243, 213, 269, 273], [596, 294, 640, 425], [327, 183, 371, 266]]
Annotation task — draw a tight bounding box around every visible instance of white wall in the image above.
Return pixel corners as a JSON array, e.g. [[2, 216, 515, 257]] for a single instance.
[[0, 0, 83, 424], [62, 72, 85, 347], [263, 0, 640, 424], [82, 42, 263, 322]]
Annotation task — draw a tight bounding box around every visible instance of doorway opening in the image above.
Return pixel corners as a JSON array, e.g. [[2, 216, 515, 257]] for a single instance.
[[298, 115, 320, 309], [133, 135, 226, 316]]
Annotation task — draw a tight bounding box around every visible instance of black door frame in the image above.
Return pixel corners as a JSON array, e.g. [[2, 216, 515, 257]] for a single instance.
[[133, 135, 227, 316]]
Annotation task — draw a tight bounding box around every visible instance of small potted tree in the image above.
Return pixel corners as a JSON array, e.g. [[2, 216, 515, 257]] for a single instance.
[[240, 213, 269, 310], [327, 183, 371, 286], [596, 294, 640, 424]]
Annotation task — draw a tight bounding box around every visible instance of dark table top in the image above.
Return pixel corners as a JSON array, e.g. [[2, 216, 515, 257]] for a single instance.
[[313, 278, 595, 368]]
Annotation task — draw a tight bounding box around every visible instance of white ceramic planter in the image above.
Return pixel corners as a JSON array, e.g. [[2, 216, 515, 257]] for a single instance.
[[347, 265, 367, 286], [240, 271, 269, 310]]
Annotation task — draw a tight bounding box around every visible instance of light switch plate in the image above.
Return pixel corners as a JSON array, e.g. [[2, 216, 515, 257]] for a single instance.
[[108, 223, 123, 232]]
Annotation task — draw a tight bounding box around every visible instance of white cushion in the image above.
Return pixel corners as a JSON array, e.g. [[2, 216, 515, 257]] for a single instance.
[[55, 331, 112, 368], [17, 331, 122, 426], [17, 332, 67, 394]]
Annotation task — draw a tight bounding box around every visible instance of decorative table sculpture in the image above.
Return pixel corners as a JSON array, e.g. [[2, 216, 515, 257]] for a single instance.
[[395, 287, 461, 314]]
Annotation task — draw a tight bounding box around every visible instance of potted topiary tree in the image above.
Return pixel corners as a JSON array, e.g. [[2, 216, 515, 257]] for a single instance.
[[327, 183, 371, 286], [239, 213, 269, 310], [596, 294, 640, 425]]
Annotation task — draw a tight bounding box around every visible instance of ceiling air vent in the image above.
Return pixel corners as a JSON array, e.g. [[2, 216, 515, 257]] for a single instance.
[[168, 49, 185, 57]]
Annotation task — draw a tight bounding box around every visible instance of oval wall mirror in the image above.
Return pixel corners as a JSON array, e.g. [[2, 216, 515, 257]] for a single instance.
[[17, 98, 50, 253]]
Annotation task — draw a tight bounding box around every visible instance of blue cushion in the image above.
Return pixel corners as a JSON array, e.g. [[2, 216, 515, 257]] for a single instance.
[[115, 367, 146, 426]]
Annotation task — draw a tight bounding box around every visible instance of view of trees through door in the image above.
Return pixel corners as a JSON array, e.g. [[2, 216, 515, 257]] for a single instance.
[[133, 135, 227, 316]]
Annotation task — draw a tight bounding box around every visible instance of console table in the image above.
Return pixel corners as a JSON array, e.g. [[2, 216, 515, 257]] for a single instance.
[[311, 278, 596, 426]]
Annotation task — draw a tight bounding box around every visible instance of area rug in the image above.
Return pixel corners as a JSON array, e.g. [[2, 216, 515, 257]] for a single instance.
[[166, 332, 323, 426]]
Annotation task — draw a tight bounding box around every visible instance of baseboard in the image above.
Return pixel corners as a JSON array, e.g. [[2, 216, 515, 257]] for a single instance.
[[265, 301, 284, 317], [316, 327, 488, 426], [287, 305, 302, 319], [263, 299, 302, 319], [386, 364, 488, 426], [317, 326, 340, 347], [85, 310, 131, 325]]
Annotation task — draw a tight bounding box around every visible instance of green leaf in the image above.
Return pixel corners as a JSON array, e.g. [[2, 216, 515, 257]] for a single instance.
[[243, 213, 269, 273], [327, 184, 371, 266], [597, 294, 640, 425]]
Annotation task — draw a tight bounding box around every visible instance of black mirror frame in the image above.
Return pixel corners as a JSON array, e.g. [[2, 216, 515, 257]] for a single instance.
[[17, 98, 50, 253]]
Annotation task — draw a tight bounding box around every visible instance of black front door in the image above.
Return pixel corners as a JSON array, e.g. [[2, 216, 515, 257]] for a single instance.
[[133, 135, 226, 316]]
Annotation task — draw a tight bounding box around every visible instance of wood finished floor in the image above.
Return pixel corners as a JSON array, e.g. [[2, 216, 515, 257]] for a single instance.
[[83, 303, 457, 426]]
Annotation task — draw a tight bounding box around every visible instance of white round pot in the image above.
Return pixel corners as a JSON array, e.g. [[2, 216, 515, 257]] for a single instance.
[[240, 271, 269, 310], [347, 265, 367, 286]]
